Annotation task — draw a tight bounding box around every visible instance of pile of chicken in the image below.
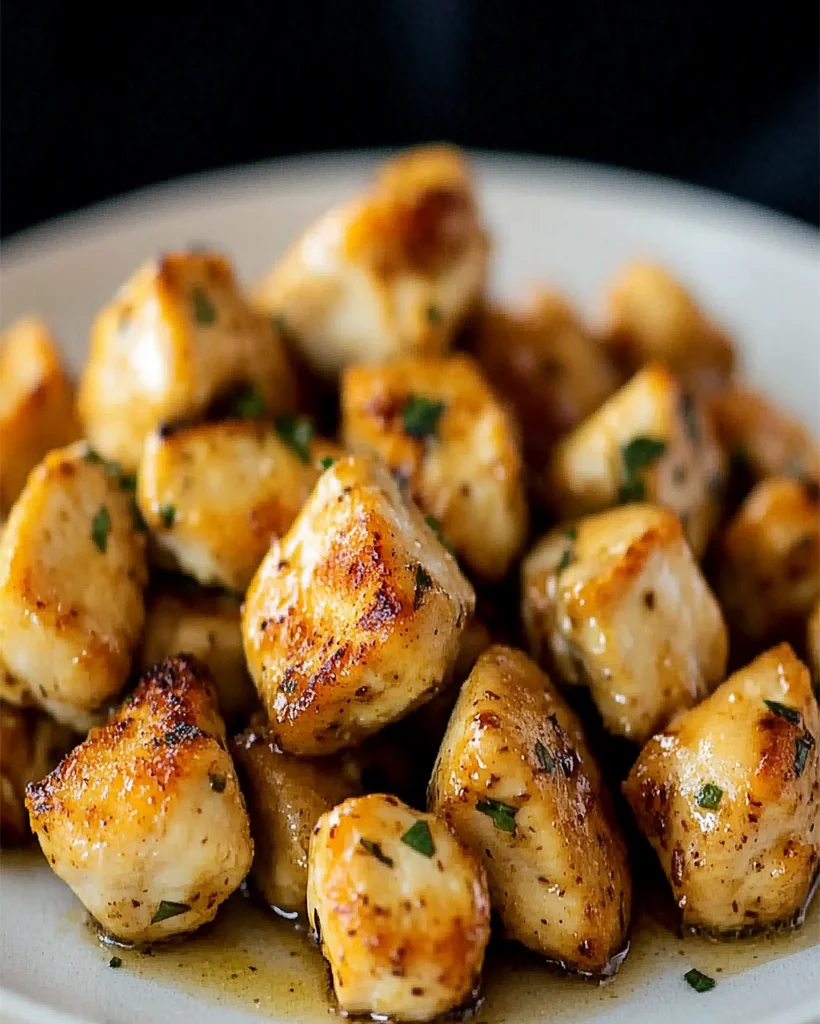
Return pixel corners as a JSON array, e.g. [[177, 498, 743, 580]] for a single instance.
[[1, 145, 819, 1024]]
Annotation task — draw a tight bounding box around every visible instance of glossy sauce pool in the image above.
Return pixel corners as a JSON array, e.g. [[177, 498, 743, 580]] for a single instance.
[[74, 881, 819, 1023]]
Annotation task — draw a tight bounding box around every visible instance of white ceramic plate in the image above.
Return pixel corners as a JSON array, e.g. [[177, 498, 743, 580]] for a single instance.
[[1, 153, 819, 1024]]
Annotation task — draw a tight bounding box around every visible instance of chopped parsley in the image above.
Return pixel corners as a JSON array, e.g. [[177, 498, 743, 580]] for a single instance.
[[684, 968, 715, 993], [359, 837, 393, 867], [91, 506, 111, 553], [109, 956, 123, 969], [191, 286, 217, 325], [209, 773, 226, 793], [275, 414, 314, 464], [794, 731, 815, 778], [231, 386, 265, 420], [402, 395, 445, 439], [400, 820, 435, 857], [426, 303, 442, 325], [618, 437, 667, 503], [680, 392, 700, 446], [694, 783, 723, 810], [84, 448, 135, 491], [763, 700, 801, 725], [535, 740, 555, 774], [150, 900, 190, 924], [159, 504, 177, 528], [556, 527, 577, 574], [476, 798, 517, 834], [414, 564, 433, 610], [319, 456, 336, 471], [425, 514, 455, 554]]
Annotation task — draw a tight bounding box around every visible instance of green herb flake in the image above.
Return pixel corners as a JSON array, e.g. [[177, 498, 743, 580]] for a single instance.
[[425, 514, 455, 554], [91, 506, 111, 553], [763, 700, 801, 725], [795, 731, 815, 778], [426, 304, 442, 325], [150, 900, 190, 924], [275, 414, 315, 464], [476, 798, 517, 834], [118, 473, 137, 493], [619, 437, 667, 503], [131, 500, 148, 533], [209, 773, 226, 793], [694, 783, 723, 810], [231, 386, 265, 421], [400, 820, 435, 857], [556, 547, 575, 574], [414, 564, 433, 610], [359, 837, 394, 867], [109, 956, 123, 969], [684, 968, 715, 993], [402, 395, 445, 440], [83, 449, 105, 466], [535, 740, 555, 774], [159, 504, 177, 529], [319, 456, 336, 471], [191, 286, 217, 325]]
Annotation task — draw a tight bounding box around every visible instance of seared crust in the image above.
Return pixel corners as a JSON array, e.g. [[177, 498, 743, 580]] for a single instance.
[[429, 645, 632, 975], [243, 455, 474, 754], [254, 146, 488, 379], [78, 251, 296, 469], [624, 644, 820, 934], [307, 793, 491, 1021], [26, 655, 253, 943], [0, 315, 81, 517], [522, 504, 728, 743], [342, 354, 528, 580], [0, 442, 148, 729]]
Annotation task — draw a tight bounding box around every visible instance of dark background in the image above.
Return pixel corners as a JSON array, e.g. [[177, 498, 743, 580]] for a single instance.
[[2, 1, 818, 239]]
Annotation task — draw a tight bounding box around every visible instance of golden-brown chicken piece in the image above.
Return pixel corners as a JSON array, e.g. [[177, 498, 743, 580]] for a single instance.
[[254, 145, 488, 379], [0, 704, 75, 846], [137, 418, 341, 591], [599, 261, 735, 391], [231, 720, 360, 914], [308, 793, 490, 1022], [26, 655, 253, 944], [471, 293, 620, 475], [522, 504, 727, 744], [78, 251, 297, 469], [0, 316, 81, 517], [716, 476, 819, 648], [140, 583, 258, 726], [0, 443, 148, 730], [243, 455, 474, 755], [547, 362, 725, 557], [808, 602, 820, 689], [709, 385, 820, 487], [624, 643, 819, 934], [429, 646, 631, 975], [342, 354, 528, 580]]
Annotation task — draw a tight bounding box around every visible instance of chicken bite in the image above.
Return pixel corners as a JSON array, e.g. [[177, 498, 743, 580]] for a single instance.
[[342, 354, 527, 580], [1, 704, 75, 846], [599, 261, 735, 392], [26, 655, 253, 944], [307, 793, 490, 1022], [716, 476, 819, 649], [624, 643, 819, 935], [429, 645, 631, 976], [137, 418, 341, 591], [0, 315, 81, 517], [254, 145, 488, 379], [547, 363, 724, 557], [78, 251, 296, 469], [709, 385, 820, 489], [243, 455, 474, 754], [0, 442, 148, 730], [521, 504, 727, 744], [140, 583, 258, 726], [470, 292, 619, 478], [231, 720, 360, 914]]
